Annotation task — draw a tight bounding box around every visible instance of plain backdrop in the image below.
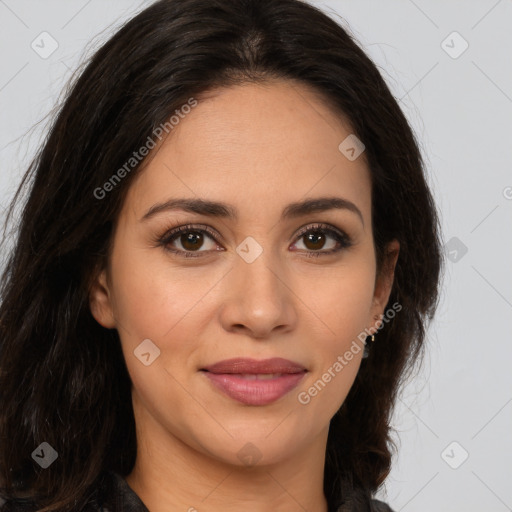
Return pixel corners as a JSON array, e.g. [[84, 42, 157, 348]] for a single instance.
[[1, 1, 511, 511]]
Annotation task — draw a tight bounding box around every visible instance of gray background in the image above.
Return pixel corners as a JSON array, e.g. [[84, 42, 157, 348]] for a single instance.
[[1, 1, 511, 511]]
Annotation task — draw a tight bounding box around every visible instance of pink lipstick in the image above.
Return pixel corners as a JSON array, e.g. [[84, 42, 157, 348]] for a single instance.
[[201, 357, 307, 406]]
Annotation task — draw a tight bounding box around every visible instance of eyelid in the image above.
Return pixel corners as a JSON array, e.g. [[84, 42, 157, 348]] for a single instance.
[[294, 222, 347, 240], [161, 223, 222, 242]]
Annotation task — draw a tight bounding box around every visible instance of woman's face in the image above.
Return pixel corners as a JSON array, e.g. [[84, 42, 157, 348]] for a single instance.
[[90, 80, 398, 468]]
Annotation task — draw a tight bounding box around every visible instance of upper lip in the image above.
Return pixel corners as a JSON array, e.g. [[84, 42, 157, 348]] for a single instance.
[[201, 357, 307, 374]]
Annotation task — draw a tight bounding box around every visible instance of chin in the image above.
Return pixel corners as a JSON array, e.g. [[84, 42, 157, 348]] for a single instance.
[[196, 427, 306, 468]]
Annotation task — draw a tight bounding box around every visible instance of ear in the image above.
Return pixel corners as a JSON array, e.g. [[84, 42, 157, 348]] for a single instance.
[[369, 239, 400, 330], [89, 268, 116, 329]]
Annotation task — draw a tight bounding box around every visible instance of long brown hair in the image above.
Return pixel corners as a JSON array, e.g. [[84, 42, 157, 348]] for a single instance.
[[0, 1, 443, 510]]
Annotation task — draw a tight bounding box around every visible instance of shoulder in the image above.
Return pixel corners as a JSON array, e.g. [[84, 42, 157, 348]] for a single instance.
[[97, 471, 149, 511], [370, 498, 395, 512]]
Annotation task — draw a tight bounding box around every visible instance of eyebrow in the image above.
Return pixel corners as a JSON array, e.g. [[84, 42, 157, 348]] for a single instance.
[[141, 196, 364, 226]]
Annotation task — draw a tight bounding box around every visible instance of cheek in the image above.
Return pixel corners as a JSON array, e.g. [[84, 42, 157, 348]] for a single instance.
[[299, 258, 376, 342], [108, 248, 203, 408], [108, 244, 206, 339], [295, 266, 374, 421], [295, 255, 375, 404], [107, 244, 220, 383]]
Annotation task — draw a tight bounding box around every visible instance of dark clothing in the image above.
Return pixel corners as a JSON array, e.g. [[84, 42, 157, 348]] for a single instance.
[[1, 471, 395, 511]]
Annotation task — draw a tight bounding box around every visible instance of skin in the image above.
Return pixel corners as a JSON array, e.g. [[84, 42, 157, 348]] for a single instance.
[[89, 79, 399, 512]]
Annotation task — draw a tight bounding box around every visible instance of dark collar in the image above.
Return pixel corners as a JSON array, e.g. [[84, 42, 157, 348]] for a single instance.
[[98, 471, 149, 512], [97, 471, 394, 512]]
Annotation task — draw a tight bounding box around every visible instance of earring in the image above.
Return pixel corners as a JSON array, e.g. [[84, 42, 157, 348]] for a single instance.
[[362, 334, 375, 359], [363, 315, 380, 359]]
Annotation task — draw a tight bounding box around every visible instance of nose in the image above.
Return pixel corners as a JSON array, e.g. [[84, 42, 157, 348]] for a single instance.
[[218, 249, 298, 340]]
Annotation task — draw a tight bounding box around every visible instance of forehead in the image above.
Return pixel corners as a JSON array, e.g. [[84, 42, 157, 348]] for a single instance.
[[123, 80, 372, 223]]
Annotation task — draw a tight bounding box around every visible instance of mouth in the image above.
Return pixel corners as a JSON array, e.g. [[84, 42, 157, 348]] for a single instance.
[[200, 358, 307, 406]]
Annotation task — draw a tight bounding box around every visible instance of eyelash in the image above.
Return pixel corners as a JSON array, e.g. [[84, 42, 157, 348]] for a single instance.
[[156, 222, 353, 259]]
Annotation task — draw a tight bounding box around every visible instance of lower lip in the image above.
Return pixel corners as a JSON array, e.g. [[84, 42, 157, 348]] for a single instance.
[[202, 371, 306, 406]]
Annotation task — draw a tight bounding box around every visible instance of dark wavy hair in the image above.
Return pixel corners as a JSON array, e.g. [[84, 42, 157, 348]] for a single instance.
[[0, 0, 443, 511]]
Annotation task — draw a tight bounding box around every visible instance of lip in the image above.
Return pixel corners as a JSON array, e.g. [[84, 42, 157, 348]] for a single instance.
[[202, 357, 306, 374], [200, 357, 307, 406]]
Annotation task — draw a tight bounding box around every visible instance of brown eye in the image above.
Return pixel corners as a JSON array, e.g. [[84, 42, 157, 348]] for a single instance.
[[292, 223, 352, 257], [179, 231, 205, 251], [302, 230, 327, 251], [158, 224, 220, 258]]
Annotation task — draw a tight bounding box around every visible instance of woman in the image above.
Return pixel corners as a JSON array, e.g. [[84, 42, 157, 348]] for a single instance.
[[0, 0, 443, 511]]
